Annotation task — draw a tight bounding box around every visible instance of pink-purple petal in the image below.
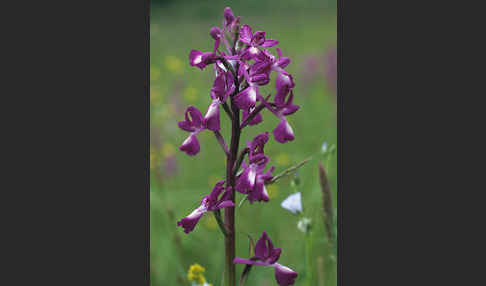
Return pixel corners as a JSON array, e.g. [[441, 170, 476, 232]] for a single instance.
[[276, 57, 291, 68], [235, 165, 257, 193], [273, 263, 298, 286], [186, 106, 203, 128], [177, 121, 196, 132], [216, 200, 235, 209], [273, 119, 295, 143], [239, 24, 253, 44], [261, 39, 279, 48], [203, 100, 221, 131], [254, 231, 270, 259], [179, 133, 201, 156], [177, 205, 207, 234], [234, 86, 258, 109], [252, 31, 266, 46], [247, 180, 270, 203]]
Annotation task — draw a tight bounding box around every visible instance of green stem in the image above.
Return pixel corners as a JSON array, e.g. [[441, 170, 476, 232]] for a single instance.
[[214, 210, 228, 237], [305, 233, 313, 286], [267, 157, 312, 185]]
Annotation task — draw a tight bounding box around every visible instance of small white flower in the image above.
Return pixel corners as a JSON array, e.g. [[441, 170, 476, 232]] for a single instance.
[[281, 192, 302, 214], [297, 217, 312, 233]]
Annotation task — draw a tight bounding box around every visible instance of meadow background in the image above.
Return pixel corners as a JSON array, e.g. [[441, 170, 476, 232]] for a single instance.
[[150, 0, 337, 285]]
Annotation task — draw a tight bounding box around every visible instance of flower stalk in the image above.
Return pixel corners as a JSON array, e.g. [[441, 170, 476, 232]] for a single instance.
[[176, 7, 300, 286], [223, 28, 242, 286]]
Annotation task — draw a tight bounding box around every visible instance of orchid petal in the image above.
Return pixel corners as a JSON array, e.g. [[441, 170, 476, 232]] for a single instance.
[[273, 119, 295, 144], [252, 31, 266, 46], [261, 39, 279, 48], [273, 263, 298, 286], [179, 133, 201, 156], [203, 100, 221, 131], [239, 24, 253, 44], [234, 86, 258, 109], [177, 205, 207, 234], [235, 165, 257, 193], [216, 200, 235, 209]]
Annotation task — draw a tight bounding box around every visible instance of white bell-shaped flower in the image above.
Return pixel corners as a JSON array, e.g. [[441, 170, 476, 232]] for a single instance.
[[280, 192, 302, 214]]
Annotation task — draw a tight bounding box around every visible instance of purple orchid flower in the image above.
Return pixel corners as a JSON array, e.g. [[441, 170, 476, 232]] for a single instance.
[[178, 106, 205, 156], [235, 133, 275, 202], [239, 25, 279, 60], [177, 180, 234, 234], [250, 47, 291, 78], [202, 69, 234, 131], [250, 48, 295, 107], [189, 50, 218, 70], [233, 231, 298, 286], [260, 90, 299, 143], [233, 61, 268, 110], [209, 26, 222, 52], [248, 132, 269, 156], [274, 71, 295, 106]]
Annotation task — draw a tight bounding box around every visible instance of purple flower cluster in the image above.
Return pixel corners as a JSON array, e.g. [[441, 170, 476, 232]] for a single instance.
[[179, 7, 298, 156], [176, 7, 299, 285]]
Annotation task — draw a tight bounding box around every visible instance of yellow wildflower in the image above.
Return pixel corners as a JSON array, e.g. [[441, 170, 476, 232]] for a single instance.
[[187, 264, 206, 285]]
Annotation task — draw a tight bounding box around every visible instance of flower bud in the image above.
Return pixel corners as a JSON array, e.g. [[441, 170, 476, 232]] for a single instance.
[[209, 26, 221, 40], [321, 141, 328, 153], [224, 7, 235, 26], [297, 217, 312, 233]]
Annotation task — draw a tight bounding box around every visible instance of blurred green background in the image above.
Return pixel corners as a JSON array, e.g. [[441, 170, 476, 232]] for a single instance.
[[150, 0, 337, 285]]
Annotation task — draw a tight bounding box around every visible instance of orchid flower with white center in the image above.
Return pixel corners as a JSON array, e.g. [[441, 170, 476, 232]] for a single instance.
[[203, 67, 234, 131], [235, 133, 275, 203], [178, 106, 206, 156], [177, 180, 234, 234], [233, 231, 298, 286]]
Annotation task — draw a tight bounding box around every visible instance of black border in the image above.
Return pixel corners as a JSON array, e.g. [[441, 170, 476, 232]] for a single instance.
[[145, 0, 151, 284]]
